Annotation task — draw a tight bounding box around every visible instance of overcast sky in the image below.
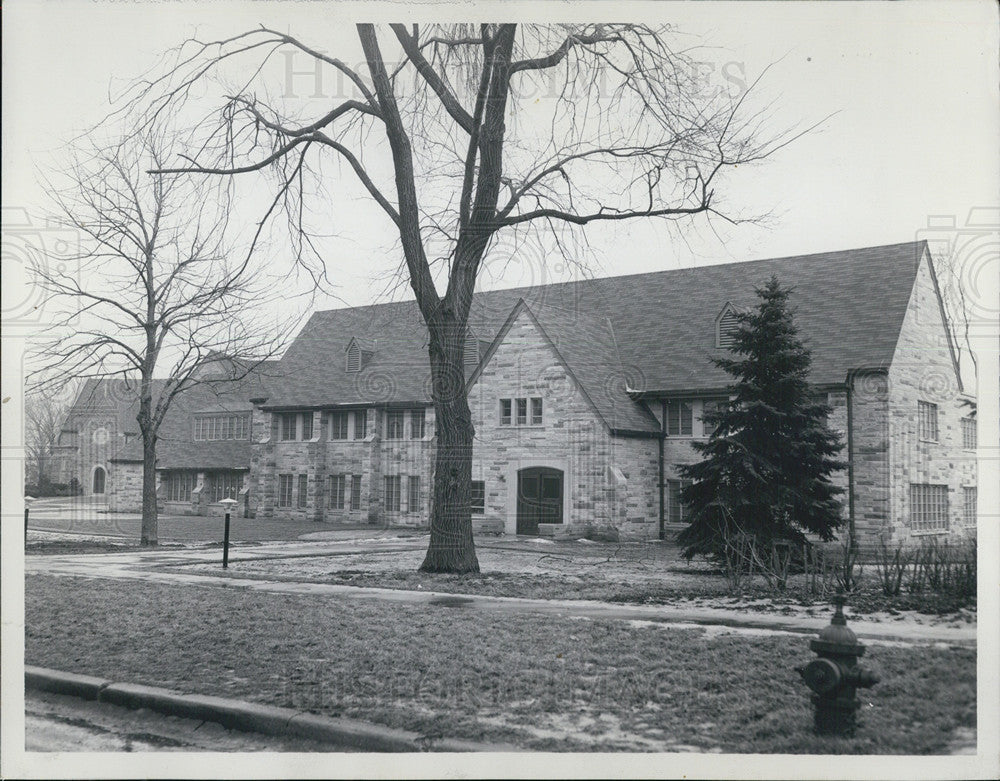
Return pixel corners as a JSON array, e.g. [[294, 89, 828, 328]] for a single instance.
[[4, 0, 997, 302]]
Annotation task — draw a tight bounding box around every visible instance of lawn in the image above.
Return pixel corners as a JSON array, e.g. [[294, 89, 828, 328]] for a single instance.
[[168, 539, 978, 617], [25, 574, 975, 753]]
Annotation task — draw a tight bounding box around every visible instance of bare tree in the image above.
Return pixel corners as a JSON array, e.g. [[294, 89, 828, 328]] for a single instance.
[[134, 23, 806, 571], [29, 125, 292, 545], [24, 384, 76, 489]]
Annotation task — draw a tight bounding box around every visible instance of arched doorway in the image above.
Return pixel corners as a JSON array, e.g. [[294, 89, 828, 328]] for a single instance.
[[92, 466, 106, 494], [516, 466, 563, 535]]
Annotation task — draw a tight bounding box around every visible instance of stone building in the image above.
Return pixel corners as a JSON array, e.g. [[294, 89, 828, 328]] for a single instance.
[[249, 241, 977, 546], [56, 241, 977, 545]]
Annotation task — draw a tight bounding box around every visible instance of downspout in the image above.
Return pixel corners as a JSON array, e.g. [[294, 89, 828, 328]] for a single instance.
[[658, 399, 666, 540], [845, 370, 857, 556]]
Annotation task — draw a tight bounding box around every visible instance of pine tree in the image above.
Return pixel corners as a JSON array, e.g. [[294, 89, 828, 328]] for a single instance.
[[676, 276, 846, 560]]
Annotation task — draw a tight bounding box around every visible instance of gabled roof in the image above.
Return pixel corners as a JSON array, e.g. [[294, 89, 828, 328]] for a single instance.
[[261, 242, 931, 408], [471, 300, 660, 434]]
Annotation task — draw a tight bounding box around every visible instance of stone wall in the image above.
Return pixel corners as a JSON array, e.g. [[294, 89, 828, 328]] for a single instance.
[[107, 461, 143, 512], [252, 406, 436, 528], [469, 309, 658, 539], [886, 249, 977, 544]]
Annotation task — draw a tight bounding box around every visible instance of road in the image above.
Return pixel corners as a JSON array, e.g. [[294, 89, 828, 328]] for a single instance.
[[25, 690, 353, 752]]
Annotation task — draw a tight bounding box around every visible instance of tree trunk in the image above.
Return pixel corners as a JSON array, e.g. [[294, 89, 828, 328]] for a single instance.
[[419, 329, 479, 573], [140, 432, 158, 546]]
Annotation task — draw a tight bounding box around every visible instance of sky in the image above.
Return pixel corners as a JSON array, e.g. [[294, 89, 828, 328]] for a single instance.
[[3, 1, 998, 306]]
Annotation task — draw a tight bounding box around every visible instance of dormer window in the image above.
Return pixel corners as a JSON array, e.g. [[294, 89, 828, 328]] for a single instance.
[[716, 303, 741, 349]]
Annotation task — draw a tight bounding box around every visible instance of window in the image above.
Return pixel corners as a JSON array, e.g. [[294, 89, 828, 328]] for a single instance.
[[209, 471, 243, 503], [346, 341, 361, 373], [297, 474, 308, 508], [410, 409, 425, 439], [407, 476, 420, 513], [471, 480, 485, 514], [667, 478, 693, 523], [500, 397, 543, 427], [164, 471, 196, 503], [386, 410, 405, 440], [700, 399, 723, 437], [918, 401, 939, 442], [717, 305, 740, 348], [350, 475, 362, 510], [329, 411, 349, 440], [353, 410, 367, 440], [666, 400, 694, 436], [301, 413, 314, 441], [962, 416, 977, 450], [499, 399, 512, 426], [910, 483, 948, 532], [278, 474, 294, 508], [280, 413, 297, 441], [194, 414, 251, 441], [328, 474, 346, 509], [963, 487, 977, 527], [384, 475, 401, 512]]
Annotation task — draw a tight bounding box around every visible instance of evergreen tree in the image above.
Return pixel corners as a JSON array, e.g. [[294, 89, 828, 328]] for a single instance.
[[676, 276, 846, 560]]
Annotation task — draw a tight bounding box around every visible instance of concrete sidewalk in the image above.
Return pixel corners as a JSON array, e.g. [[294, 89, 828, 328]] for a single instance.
[[26, 542, 976, 646]]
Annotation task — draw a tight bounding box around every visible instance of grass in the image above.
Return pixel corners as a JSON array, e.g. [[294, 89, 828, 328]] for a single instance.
[[170, 555, 977, 617], [25, 574, 975, 753], [25, 541, 146, 555]]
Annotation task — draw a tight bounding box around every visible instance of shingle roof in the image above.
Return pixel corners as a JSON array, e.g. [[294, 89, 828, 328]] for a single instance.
[[261, 242, 929, 411], [106, 362, 281, 470]]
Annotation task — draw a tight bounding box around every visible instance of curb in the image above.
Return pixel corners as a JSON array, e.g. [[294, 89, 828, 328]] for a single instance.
[[25, 666, 510, 752]]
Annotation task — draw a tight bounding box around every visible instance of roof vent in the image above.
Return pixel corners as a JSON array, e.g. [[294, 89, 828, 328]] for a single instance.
[[345, 338, 376, 373], [716, 303, 742, 349]]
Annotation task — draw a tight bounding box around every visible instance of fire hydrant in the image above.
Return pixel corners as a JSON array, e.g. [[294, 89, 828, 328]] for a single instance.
[[797, 591, 879, 736]]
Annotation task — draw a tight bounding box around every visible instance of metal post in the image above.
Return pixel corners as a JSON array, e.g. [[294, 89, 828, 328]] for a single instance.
[[25, 506, 29, 536], [223, 510, 231, 568]]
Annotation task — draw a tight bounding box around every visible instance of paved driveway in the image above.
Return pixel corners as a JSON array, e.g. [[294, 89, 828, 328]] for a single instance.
[[24, 496, 387, 543]]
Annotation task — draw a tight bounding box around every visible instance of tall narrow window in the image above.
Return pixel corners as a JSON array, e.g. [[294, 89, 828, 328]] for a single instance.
[[918, 401, 939, 442], [666, 400, 694, 436], [350, 475, 362, 510], [386, 410, 405, 440], [297, 474, 308, 508], [384, 475, 401, 512], [963, 487, 977, 527], [410, 409, 425, 439], [961, 416, 977, 450], [328, 474, 346, 509], [407, 476, 420, 513], [329, 411, 349, 440], [300, 413, 314, 441], [499, 399, 512, 426], [353, 409, 367, 440], [667, 478, 693, 523], [280, 413, 297, 441], [278, 474, 293, 508], [530, 397, 543, 426], [516, 398, 528, 426], [471, 480, 485, 514]]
